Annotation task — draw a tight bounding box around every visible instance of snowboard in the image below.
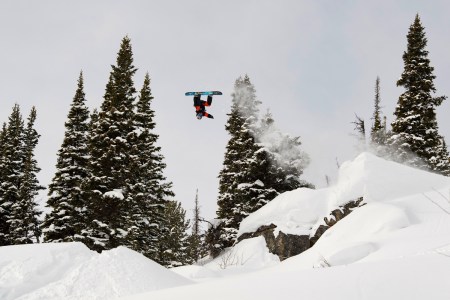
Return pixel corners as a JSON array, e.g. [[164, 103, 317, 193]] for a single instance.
[[185, 91, 222, 96]]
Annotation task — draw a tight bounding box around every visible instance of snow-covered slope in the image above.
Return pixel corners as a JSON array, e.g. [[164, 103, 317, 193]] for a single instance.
[[124, 152, 450, 299], [0, 242, 191, 300], [2, 152, 450, 300], [238, 152, 450, 237]]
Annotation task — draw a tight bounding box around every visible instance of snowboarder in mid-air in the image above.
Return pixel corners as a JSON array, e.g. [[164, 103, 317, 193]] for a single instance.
[[193, 94, 214, 120], [185, 91, 222, 120]]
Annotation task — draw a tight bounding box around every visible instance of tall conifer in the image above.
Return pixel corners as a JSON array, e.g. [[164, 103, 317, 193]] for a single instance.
[[158, 200, 191, 267], [215, 75, 311, 253], [10, 107, 44, 244], [388, 15, 449, 174], [371, 77, 386, 147], [82, 36, 138, 251], [127, 73, 173, 259], [1, 106, 43, 244], [0, 105, 24, 245], [43, 72, 90, 242], [216, 75, 264, 248], [187, 188, 207, 262]]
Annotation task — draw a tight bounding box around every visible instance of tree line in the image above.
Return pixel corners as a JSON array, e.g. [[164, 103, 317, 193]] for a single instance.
[[1, 14, 449, 267], [354, 14, 450, 176]]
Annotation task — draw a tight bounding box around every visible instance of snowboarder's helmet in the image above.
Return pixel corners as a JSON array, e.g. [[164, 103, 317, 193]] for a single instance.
[[196, 113, 203, 120]]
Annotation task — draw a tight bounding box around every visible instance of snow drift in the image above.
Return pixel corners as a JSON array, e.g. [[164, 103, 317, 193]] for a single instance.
[[0, 242, 191, 300], [238, 152, 450, 237], [125, 152, 450, 299], [2, 152, 450, 300]]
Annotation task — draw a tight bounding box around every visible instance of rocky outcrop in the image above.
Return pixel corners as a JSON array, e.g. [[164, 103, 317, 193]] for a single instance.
[[237, 224, 310, 260], [237, 197, 365, 261], [310, 197, 365, 246]]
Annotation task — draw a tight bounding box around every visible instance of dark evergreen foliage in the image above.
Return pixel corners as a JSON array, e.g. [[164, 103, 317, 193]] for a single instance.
[[258, 111, 312, 192], [352, 114, 365, 141], [216, 75, 310, 252], [204, 219, 227, 258], [0, 122, 7, 245], [0, 105, 43, 245], [127, 73, 173, 260], [77, 37, 175, 258], [216, 75, 266, 248], [0, 105, 23, 245], [388, 15, 449, 174], [158, 200, 191, 267], [81, 36, 138, 251], [10, 107, 44, 244], [370, 77, 387, 147], [186, 189, 207, 262], [43, 72, 90, 242]]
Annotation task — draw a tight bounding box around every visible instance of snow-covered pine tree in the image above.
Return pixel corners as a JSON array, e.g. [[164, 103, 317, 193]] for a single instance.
[[216, 75, 276, 249], [192, 189, 201, 240], [370, 76, 387, 148], [258, 110, 311, 193], [2, 106, 43, 245], [352, 114, 366, 152], [81, 36, 138, 252], [0, 122, 5, 240], [388, 14, 449, 174], [433, 138, 450, 176], [9, 107, 44, 244], [352, 114, 365, 140], [0, 122, 6, 160], [43, 72, 90, 242], [158, 200, 191, 267], [186, 189, 207, 262], [0, 105, 24, 245], [127, 73, 173, 259]]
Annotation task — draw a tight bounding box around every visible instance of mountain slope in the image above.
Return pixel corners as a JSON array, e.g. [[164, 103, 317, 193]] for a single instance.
[[2, 153, 450, 300], [125, 152, 450, 299]]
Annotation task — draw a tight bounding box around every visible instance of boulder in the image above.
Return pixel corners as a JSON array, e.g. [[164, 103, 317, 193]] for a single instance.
[[237, 197, 365, 261]]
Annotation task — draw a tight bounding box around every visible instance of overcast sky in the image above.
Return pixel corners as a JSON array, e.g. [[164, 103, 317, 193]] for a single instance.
[[1, 0, 450, 221]]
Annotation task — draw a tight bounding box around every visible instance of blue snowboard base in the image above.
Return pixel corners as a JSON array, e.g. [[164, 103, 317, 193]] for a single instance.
[[185, 91, 222, 96]]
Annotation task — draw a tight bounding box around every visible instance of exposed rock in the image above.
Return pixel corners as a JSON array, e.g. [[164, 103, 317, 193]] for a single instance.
[[275, 232, 310, 260], [237, 197, 365, 261], [310, 197, 365, 246], [237, 223, 309, 261], [309, 224, 328, 246]]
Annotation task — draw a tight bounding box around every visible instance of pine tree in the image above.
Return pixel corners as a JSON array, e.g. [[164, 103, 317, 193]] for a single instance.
[[216, 75, 265, 249], [352, 113, 366, 152], [258, 110, 312, 193], [352, 114, 365, 140], [81, 36, 138, 252], [216, 75, 311, 253], [127, 73, 173, 259], [1, 106, 43, 245], [187, 189, 207, 262], [433, 138, 450, 176], [43, 72, 90, 242], [371, 76, 387, 147], [388, 14, 449, 174], [158, 200, 191, 267], [9, 107, 44, 244], [0, 122, 6, 163], [0, 105, 25, 245], [0, 105, 24, 245], [0, 122, 6, 197]]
